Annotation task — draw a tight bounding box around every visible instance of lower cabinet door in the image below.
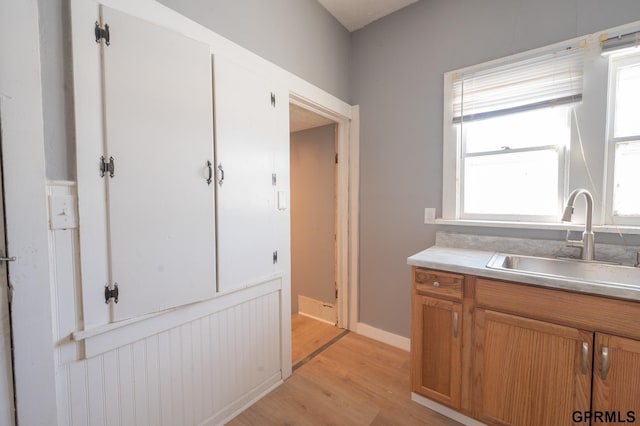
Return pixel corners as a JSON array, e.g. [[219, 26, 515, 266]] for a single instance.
[[411, 295, 462, 408], [592, 333, 640, 424], [474, 309, 592, 426]]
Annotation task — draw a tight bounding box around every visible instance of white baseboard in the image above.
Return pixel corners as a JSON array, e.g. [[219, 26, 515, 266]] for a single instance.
[[355, 322, 410, 351], [297, 311, 336, 326], [298, 295, 337, 325], [411, 393, 486, 426], [203, 373, 282, 426]]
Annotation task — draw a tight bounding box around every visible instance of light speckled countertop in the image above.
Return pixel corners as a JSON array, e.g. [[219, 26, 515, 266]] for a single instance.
[[408, 245, 640, 302]]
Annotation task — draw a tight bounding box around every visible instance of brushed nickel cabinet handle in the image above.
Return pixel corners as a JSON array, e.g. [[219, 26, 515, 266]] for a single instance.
[[581, 342, 588, 375], [433, 281, 440, 287], [601, 347, 609, 380], [217, 163, 225, 186], [206, 160, 213, 185], [453, 311, 459, 338]]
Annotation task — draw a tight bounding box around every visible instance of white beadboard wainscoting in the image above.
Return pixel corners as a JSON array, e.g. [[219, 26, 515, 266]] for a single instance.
[[49, 181, 285, 425]]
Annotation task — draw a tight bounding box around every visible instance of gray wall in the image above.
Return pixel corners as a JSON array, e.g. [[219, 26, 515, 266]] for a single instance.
[[290, 125, 336, 314], [38, 0, 351, 180], [157, 0, 351, 102], [351, 0, 640, 338]]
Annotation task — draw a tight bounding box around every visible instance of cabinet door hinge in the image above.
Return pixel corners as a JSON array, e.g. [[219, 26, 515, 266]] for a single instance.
[[100, 156, 115, 178], [270, 92, 276, 107], [272, 173, 277, 186], [335, 153, 338, 164], [104, 283, 119, 304], [273, 251, 278, 264], [94, 21, 110, 46]]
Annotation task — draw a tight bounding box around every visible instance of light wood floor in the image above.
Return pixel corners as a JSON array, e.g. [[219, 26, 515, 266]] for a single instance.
[[228, 330, 461, 425], [291, 314, 344, 366]]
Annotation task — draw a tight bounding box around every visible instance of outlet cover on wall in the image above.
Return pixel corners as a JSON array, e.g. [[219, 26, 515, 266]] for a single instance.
[[49, 195, 78, 229], [424, 208, 436, 224]]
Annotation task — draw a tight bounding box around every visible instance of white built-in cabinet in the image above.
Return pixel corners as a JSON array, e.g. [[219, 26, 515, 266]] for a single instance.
[[79, 5, 289, 325], [214, 58, 288, 293], [99, 6, 217, 321]]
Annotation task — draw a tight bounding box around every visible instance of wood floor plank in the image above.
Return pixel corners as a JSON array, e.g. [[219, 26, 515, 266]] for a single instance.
[[228, 332, 461, 425], [291, 314, 343, 365]]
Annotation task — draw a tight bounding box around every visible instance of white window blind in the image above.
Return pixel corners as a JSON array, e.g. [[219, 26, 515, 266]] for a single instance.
[[452, 45, 585, 123]]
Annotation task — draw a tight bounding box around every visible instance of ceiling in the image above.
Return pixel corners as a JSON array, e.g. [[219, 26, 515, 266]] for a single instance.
[[289, 103, 335, 132], [317, 0, 419, 32]]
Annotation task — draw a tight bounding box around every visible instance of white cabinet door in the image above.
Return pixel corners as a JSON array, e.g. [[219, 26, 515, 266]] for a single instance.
[[214, 58, 278, 292], [101, 6, 216, 321]]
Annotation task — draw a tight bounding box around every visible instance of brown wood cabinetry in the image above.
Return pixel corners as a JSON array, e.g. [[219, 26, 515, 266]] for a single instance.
[[474, 309, 591, 425], [411, 294, 462, 408], [411, 269, 467, 410], [410, 266, 640, 426], [592, 333, 640, 423]]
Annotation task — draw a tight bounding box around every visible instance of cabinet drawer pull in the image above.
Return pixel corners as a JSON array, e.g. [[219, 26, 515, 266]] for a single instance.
[[601, 347, 609, 380], [581, 342, 588, 375], [433, 281, 440, 287], [453, 311, 459, 338]]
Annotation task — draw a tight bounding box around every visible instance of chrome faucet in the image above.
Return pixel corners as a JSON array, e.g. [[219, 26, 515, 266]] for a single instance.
[[561, 188, 595, 261]]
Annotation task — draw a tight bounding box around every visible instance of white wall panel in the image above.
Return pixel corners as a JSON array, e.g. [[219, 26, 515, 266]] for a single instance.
[[49, 184, 283, 424], [53, 292, 281, 426]]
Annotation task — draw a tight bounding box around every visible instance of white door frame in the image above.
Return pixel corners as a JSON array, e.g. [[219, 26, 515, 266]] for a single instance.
[[289, 95, 359, 331], [0, 117, 16, 426], [0, 0, 59, 424]]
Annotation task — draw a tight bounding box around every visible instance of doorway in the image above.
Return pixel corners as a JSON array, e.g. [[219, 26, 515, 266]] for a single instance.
[[289, 102, 343, 366]]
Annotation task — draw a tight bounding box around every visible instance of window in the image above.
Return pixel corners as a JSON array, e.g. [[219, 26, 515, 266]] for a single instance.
[[607, 52, 640, 222], [447, 45, 583, 221], [441, 24, 640, 229], [461, 107, 570, 217]]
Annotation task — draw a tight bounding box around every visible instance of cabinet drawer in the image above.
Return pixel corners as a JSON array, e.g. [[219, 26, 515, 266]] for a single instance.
[[414, 268, 464, 300], [475, 278, 640, 340]]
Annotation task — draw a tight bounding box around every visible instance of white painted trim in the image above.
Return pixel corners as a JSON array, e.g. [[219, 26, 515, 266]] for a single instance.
[[411, 393, 486, 426], [442, 72, 459, 220], [205, 374, 283, 426], [355, 322, 410, 352], [348, 105, 360, 331], [287, 95, 356, 332], [336, 117, 350, 330], [74, 277, 281, 358], [70, 0, 111, 328], [297, 312, 336, 326], [0, 1, 59, 424], [279, 277, 293, 380], [297, 295, 337, 325]]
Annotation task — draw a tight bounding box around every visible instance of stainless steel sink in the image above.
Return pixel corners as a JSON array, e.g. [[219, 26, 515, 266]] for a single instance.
[[486, 253, 640, 288]]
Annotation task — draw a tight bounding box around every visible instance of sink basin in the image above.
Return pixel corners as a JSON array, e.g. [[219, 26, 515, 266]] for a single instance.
[[486, 253, 640, 288]]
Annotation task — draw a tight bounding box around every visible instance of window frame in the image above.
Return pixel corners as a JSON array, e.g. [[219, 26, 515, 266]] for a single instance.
[[442, 39, 581, 223], [604, 51, 640, 225], [443, 25, 640, 230], [457, 110, 570, 222]]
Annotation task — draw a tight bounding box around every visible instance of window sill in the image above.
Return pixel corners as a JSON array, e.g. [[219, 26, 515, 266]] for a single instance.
[[435, 218, 640, 235]]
